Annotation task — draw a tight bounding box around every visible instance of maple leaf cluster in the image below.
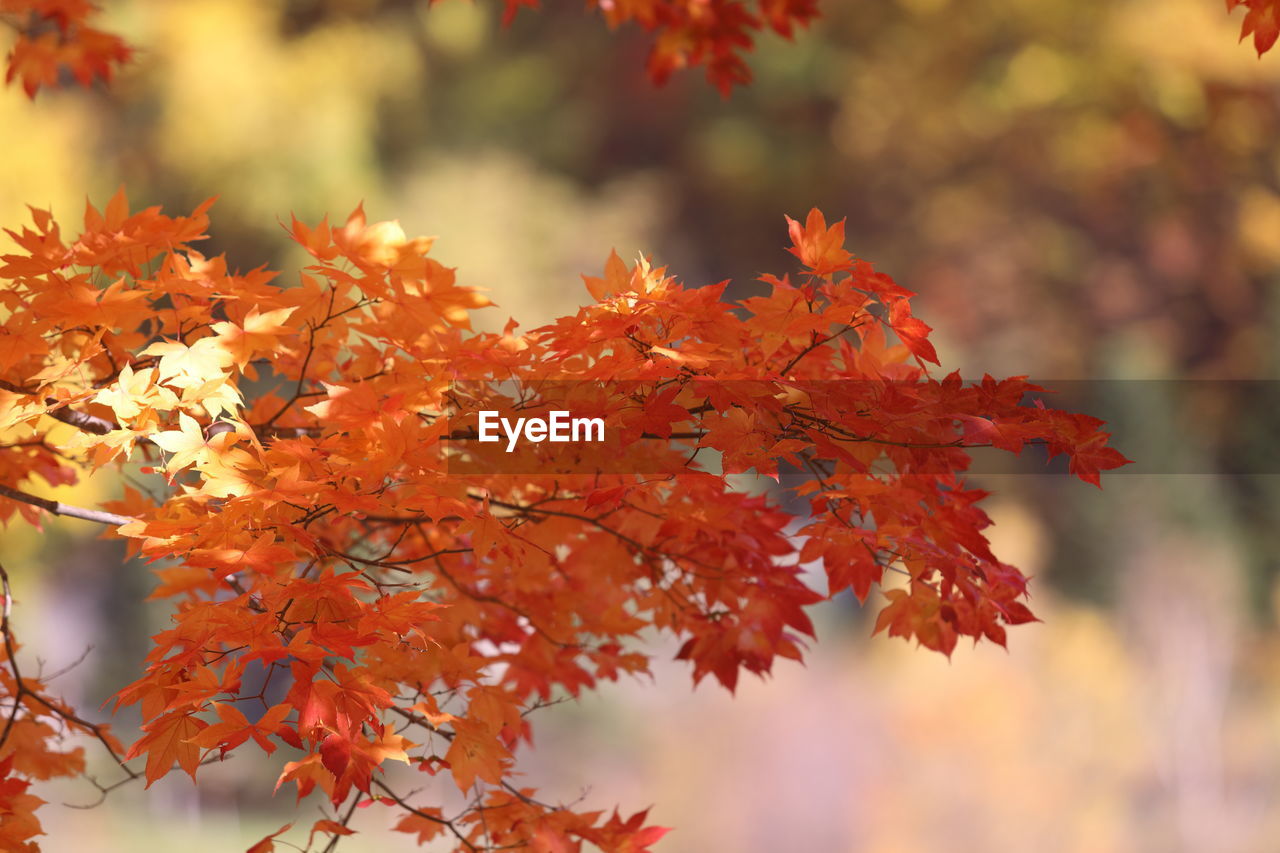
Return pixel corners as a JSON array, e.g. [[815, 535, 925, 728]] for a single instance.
[[1, 0, 130, 98], [0, 192, 1128, 850], [0, 570, 110, 853], [579, 0, 819, 94], [454, 0, 820, 94], [5, 0, 1280, 105], [1227, 0, 1280, 55], [2, 0, 818, 100]]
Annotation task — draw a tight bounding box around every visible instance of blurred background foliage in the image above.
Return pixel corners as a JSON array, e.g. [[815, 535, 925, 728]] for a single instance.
[[4, 0, 1280, 849]]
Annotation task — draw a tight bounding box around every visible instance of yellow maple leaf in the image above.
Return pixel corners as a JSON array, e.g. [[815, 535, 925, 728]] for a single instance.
[[94, 364, 177, 421], [149, 412, 214, 474], [211, 305, 297, 370], [141, 337, 234, 389]]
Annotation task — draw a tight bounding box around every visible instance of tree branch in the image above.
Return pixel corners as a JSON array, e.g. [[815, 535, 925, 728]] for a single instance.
[[0, 484, 134, 527], [0, 378, 115, 436]]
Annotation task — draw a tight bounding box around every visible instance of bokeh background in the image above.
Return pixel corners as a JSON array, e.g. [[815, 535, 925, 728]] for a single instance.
[[3, 0, 1280, 849]]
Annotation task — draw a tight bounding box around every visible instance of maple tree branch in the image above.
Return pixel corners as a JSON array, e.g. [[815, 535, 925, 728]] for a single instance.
[[0, 439, 78, 464], [46, 406, 113, 435], [0, 185, 1128, 852], [0, 378, 115, 435], [440, 427, 707, 443], [0, 559, 142, 796], [497, 780, 563, 811], [327, 544, 472, 574], [321, 794, 363, 853], [777, 322, 863, 376], [387, 704, 455, 740], [260, 325, 319, 430], [0, 484, 134, 527], [0, 563, 21, 752], [480, 494, 725, 582], [782, 405, 972, 450], [256, 292, 376, 433], [5, 377, 699, 453], [429, 554, 575, 648], [372, 778, 478, 852], [42, 402, 115, 436], [64, 752, 225, 810]]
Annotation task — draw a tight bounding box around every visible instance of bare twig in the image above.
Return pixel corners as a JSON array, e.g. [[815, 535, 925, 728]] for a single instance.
[[0, 484, 134, 527]]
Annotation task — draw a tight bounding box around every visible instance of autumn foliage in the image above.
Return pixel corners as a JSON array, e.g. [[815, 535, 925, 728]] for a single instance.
[[0, 190, 1129, 850], [1228, 0, 1280, 55], [2, 0, 816, 99], [0, 0, 1145, 849], [6, 0, 1279, 104], [1, 0, 130, 98], [565, 0, 819, 94]]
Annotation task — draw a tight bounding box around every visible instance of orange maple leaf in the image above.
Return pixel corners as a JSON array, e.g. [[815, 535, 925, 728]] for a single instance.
[[785, 208, 855, 276], [1229, 0, 1280, 54], [124, 711, 206, 787]]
